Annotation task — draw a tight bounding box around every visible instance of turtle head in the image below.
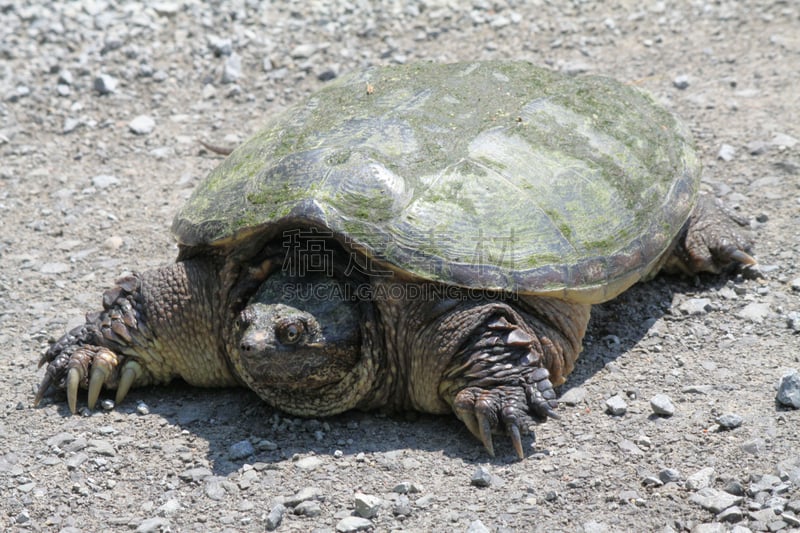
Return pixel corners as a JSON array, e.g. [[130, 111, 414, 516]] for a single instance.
[[233, 272, 361, 391]]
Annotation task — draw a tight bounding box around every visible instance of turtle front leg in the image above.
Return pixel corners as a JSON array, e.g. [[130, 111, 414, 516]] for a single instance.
[[663, 194, 756, 275], [36, 272, 163, 412], [437, 299, 589, 458], [35, 260, 235, 413]]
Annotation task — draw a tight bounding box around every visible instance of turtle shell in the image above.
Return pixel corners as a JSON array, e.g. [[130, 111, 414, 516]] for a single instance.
[[172, 61, 699, 303]]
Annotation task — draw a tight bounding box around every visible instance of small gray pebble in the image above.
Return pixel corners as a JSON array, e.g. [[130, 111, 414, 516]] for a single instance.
[[265, 503, 286, 531], [222, 53, 242, 83], [100, 399, 115, 410], [737, 302, 771, 323], [290, 43, 317, 59], [318, 69, 337, 82], [559, 386, 586, 406], [94, 74, 118, 94], [673, 75, 690, 89], [65, 452, 89, 470], [354, 493, 382, 519], [723, 480, 745, 496], [58, 70, 73, 85], [179, 467, 213, 482], [619, 489, 641, 502], [63, 117, 82, 133], [129, 115, 155, 135], [680, 298, 711, 315], [650, 394, 675, 416], [283, 486, 323, 507], [787, 312, 800, 333], [686, 467, 715, 490], [392, 495, 412, 516], [776, 370, 800, 408], [335, 516, 373, 532], [92, 174, 120, 189], [717, 143, 736, 162], [208, 36, 232, 57], [228, 439, 255, 460], [471, 466, 492, 487], [659, 468, 681, 483], [605, 394, 627, 416], [618, 439, 643, 455], [294, 500, 322, 517], [747, 140, 769, 155], [40, 262, 70, 274], [782, 513, 800, 527], [294, 456, 323, 470], [203, 477, 226, 500], [741, 438, 765, 455], [689, 487, 743, 513], [393, 481, 421, 494], [716, 506, 744, 523], [716, 413, 743, 430]]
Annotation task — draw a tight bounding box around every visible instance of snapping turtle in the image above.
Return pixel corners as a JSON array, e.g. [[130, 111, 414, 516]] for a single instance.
[[36, 61, 754, 457]]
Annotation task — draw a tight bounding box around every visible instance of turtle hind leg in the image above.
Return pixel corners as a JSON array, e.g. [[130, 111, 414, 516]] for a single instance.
[[663, 194, 756, 276]]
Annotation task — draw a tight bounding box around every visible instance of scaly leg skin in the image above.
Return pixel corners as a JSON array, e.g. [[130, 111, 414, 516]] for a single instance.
[[35, 274, 151, 413], [35, 260, 234, 413], [438, 301, 587, 459], [663, 194, 756, 275]]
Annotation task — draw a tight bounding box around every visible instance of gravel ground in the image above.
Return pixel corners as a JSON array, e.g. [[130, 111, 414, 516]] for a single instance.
[[2, 1, 799, 532]]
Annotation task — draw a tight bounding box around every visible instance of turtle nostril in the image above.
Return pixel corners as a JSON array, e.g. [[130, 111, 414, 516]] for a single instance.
[[240, 331, 270, 354]]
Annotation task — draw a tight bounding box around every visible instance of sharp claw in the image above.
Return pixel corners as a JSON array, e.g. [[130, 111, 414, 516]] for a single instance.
[[87, 365, 109, 410], [729, 249, 757, 266], [477, 414, 495, 457], [67, 367, 81, 414], [33, 374, 53, 407], [116, 361, 143, 405], [509, 424, 524, 459]]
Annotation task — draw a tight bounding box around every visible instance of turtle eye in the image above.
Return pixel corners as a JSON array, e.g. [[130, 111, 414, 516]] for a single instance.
[[236, 309, 252, 329], [276, 320, 304, 345]]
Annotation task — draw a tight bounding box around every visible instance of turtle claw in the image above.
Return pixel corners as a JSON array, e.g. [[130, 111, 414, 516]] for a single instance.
[[453, 365, 559, 458], [508, 423, 524, 459], [116, 361, 143, 405], [36, 332, 139, 413], [477, 408, 496, 457], [66, 367, 81, 414]]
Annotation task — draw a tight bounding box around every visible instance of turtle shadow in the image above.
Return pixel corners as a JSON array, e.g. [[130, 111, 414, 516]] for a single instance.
[[114, 384, 494, 474], [559, 273, 736, 393], [559, 276, 677, 392], [42, 273, 737, 472], [149, 275, 725, 471]]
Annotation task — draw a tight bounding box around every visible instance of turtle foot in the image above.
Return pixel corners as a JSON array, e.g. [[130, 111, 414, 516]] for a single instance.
[[666, 194, 756, 275], [35, 275, 148, 412], [453, 366, 558, 459]]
